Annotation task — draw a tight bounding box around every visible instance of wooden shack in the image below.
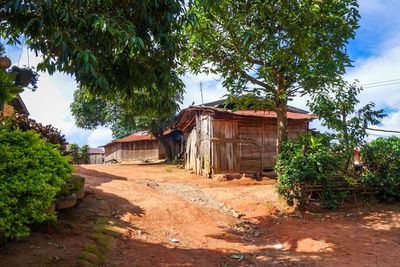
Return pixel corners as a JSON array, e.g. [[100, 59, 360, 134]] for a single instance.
[[170, 105, 314, 177], [88, 148, 104, 164], [103, 130, 182, 163]]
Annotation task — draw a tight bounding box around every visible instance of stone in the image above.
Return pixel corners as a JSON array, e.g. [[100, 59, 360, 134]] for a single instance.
[[75, 188, 85, 199], [44, 202, 56, 214], [56, 193, 77, 209]]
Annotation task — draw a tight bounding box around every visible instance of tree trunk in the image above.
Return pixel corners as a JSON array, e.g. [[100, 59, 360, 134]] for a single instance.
[[276, 98, 288, 155], [154, 132, 173, 161], [276, 73, 288, 155]]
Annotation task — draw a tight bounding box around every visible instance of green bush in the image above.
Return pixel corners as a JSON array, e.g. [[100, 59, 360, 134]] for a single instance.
[[361, 136, 400, 201], [275, 133, 345, 208], [0, 127, 74, 239]]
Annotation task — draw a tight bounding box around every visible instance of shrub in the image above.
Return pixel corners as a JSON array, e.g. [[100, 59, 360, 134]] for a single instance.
[[275, 133, 345, 208], [361, 136, 400, 201], [0, 113, 69, 154], [0, 127, 74, 239]]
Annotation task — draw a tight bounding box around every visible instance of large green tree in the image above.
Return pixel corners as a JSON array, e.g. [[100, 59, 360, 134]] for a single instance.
[[70, 87, 181, 161], [183, 0, 360, 153], [1, 0, 185, 113]]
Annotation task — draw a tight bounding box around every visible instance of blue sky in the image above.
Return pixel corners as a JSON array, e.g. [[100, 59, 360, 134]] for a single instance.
[[6, 0, 400, 147]]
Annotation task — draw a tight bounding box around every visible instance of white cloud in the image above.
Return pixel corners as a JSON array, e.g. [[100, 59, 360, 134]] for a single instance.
[[345, 35, 400, 110], [87, 127, 113, 147], [181, 72, 226, 107]]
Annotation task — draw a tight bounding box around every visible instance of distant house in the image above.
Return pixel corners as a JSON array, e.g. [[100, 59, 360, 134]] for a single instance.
[[170, 103, 314, 177], [88, 148, 104, 164], [2, 94, 29, 116], [103, 130, 182, 163]]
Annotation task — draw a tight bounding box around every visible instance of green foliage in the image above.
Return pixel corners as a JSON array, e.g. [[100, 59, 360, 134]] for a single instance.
[[361, 137, 400, 201], [1, 113, 69, 154], [0, 126, 73, 239], [183, 0, 360, 152], [275, 133, 345, 209], [69, 144, 81, 163], [70, 86, 179, 160], [80, 145, 89, 164], [0, 43, 5, 57], [70, 86, 181, 140], [0, 68, 22, 109], [1, 0, 185, 113], [308, 81, 386, 150], [110, 120, 137, 140]]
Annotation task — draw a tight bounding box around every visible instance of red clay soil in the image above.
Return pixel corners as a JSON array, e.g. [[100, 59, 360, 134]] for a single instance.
[[1, 163, 400, 266]]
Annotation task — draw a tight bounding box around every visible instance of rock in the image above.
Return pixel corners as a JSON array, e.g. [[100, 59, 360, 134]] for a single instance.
[[242, 173, 255, 179], [232, 210, 245, 219], [226, 173, 242, 180], [213, 174, 227, 182], [56, 193, 77, 209], [70, 175, 85, 190], [44, 202, 56, 214], [75, 188, 85, 199]]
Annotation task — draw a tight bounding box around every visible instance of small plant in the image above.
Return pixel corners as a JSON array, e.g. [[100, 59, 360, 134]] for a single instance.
[[275, 133, 345, 209], [361, 136, 400, 201]]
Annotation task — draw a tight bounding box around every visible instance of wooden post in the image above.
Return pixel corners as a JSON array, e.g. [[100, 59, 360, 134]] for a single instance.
[[261, 120, 264, 172]]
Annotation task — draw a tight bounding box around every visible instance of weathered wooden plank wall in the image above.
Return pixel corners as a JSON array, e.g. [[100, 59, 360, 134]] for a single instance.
[[120, 140, 159, 161], [105, 143, 122, 162], [184, 113, 212, 176], [211, 117, 309, 174], [182, 111, 309, 176], [212, 119, 240, 173], [89, 154, 103, 164]]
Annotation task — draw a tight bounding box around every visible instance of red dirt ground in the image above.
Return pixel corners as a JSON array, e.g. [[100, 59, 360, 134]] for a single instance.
[[1, 163, 400, 266]]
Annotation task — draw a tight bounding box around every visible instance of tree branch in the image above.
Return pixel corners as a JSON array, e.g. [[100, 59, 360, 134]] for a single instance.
[[241, 71, 276, 93]]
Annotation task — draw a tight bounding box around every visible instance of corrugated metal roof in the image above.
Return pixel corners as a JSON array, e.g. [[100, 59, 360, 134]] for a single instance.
[[203, 98, 310, 114], [233, 110, 314, 120], [109, 129, 175, 144], [114, 131, 155, 143], [88, 148, 104, 154], [170, 105, 315, 131]]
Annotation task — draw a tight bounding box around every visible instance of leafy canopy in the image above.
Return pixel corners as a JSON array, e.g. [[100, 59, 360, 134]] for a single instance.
[[70, 86, 181, 140], [183, 0, 360, 108], [1, 0, 186, 113], [308, 81, 386, 150]]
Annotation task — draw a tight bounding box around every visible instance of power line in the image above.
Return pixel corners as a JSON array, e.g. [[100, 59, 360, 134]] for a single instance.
[[363, 81, 400, 89], [366, 127, 400, 134], [362, 78, 400, 87]]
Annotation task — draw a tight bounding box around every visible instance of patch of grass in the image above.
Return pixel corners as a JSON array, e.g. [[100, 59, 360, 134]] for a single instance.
[[78, 243, 105, 265], [93, 218, 123, 237], [164, 166, 174, 173], [89, 233, 116, 250]]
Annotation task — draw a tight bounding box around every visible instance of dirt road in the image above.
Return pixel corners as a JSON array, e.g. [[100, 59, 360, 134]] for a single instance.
[[1, 163, 400, 266]]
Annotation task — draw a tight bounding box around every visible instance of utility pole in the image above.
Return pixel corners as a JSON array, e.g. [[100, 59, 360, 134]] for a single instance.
[[200, 82, 204, 105]]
